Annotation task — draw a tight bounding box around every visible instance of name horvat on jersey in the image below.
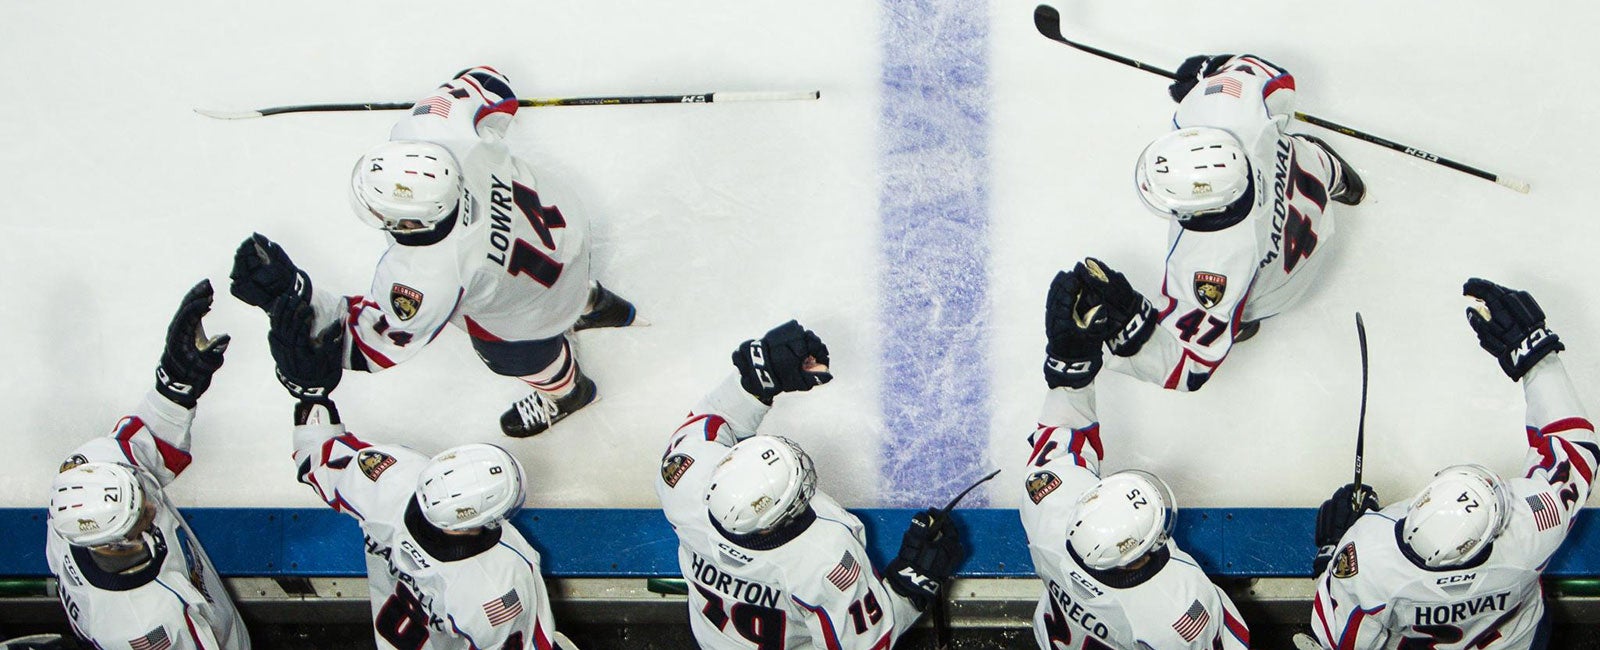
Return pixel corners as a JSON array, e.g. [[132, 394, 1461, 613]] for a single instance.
[[1413, 592, 1512, 626], [1047, 581, 1112, 640], [365, 536, 447, 632], [690, 553, 782, 609], [1257, 138, 1293, 271]]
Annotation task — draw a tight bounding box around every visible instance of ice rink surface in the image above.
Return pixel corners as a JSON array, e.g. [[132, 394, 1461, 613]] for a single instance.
[[1, 1, 1596, 515]]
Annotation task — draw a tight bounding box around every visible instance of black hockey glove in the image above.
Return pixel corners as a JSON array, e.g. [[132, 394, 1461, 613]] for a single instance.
[[267, 286, 344, 403], [732, 320, 832, 405], [1463, 278, 1564, 381], [1043, 270, 1108, 389], [1072, 258, 1157, 357], [1313, 483, 1378, 575], [230, 233, 306, 311], [155, 280, 231, 409], [885, 508, 964, 612], [1168, 54, 1234, 102]]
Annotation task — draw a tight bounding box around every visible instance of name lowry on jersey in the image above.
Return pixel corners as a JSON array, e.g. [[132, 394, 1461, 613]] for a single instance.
[[365, 535, 447, 632], [1047, 580, 1111, 640], [690, 553, 782, 609], [1413, 591, 1512, 626]]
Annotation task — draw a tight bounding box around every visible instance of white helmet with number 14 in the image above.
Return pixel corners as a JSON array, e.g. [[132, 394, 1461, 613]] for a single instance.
[[350, 140, 464, 235]]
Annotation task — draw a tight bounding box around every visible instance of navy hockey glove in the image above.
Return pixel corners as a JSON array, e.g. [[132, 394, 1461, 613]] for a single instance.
[[732, 320, 832, 404], [1043, 270, 1107, 389], [155, 280, 231, 409], [1313, 483, 1378, 575], [267, 285, 343, 403], [885, 508, 964, 612], [230, 233, 305, 311], [1168, 54, 1234, 102], [1072, 258, 1157, 357], [1463, 278, 1564, 380]]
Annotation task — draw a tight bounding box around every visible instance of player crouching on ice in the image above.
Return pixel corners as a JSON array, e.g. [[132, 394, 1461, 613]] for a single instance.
[[1021, 270, 1250, 648], [47, 281, 250, 649], [265, 285, 577, 649], [1309, 280, 1595, 649], [655, 321, 966, 649], [230, 65, 638, 439], [1071, 54, 1363, 392]]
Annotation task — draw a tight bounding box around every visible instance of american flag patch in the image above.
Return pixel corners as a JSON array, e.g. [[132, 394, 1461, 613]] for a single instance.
[[827, 551, 861, 590], [412, 95, 452, 118], [1204, 77, 1243, 98], [483, 589, 524, 626], [1172, 600, 1209, 642], [1528, 492, 1562, 531], [130, 626, 172, 650]]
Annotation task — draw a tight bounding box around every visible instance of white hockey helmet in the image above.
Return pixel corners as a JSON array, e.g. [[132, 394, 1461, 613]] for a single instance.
[[705, 436, 817, 535], [350, 140, 464, 235], [415, 444, 526, 531], [50, 462, 147, 547], [1401, 464, 1512, 568], [1067, 470, 1177, 570], [1134, 127, 1252, 220]]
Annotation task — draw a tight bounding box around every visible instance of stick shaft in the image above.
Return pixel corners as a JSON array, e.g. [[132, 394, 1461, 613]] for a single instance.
[[1031, 4, 1528, 193], [197, 90, 821, 120], [1353, 313, 1369, 511]]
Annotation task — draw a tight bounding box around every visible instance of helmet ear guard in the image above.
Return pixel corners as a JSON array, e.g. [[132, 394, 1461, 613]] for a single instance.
[[1067, 470, 1177, 570], [1134, 127, 1252, 221]]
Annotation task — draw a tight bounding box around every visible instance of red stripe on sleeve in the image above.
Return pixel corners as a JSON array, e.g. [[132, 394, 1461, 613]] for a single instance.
[[474, 99, 519, 127], [150, 432, 194, 476], [1558, 437, 1595, 484], [1027, 426, 1056, 466], [1262, 73, 1296, 98], [183, 611, 209, 650], [1223, 608, 1249, 645], [113, 417, 145, 467], [1541, 417, 1596, 436], [533, 619, 552, 650]]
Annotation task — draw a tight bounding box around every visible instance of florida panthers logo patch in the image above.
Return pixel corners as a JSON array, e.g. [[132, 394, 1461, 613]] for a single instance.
[[357, 450, 397, 482], [390, 284, 423, 321], [1193, 272, 1227, 309], [1333, 542, 1359, 578], [661, 454, 694, 488], [1026, 471, 1062, 504]]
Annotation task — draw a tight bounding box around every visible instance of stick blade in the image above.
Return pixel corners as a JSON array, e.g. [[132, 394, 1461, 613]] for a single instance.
[[1033, 4, 1065, 40], [193, 107, 264, 120], [712, 90, 821, 103], [1495, 176, 1531, 193]]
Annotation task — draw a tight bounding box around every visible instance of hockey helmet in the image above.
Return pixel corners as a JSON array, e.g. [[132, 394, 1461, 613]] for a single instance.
[[1134, 127, 1252, 220], [350, 140, 464, 235], [50, 462, 150, 548], [415, 444, 526, 531], [1401, 464, 1512, 568], [705, 436, 817, 535], [1067, 470, 1177, 570]]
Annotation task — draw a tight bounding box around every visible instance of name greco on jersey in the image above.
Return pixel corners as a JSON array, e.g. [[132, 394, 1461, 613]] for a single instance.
[[1413, 592, 1510, 626], [486, 177, 517, 269], [1257, 138, 1294, 271], [365, 536, 447, 631], [1046, 580, 1112, 640], [690, 553, 781, 609]]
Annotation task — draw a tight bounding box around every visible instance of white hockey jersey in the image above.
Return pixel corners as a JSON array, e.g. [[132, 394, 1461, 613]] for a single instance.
[[1311, 357, 1597, 649], [293, 420, 560, 650], [313, 66, 592, 371], [47, 389, 250, 650], [655, 375, 923, 650], [1019, 385, 1250, 650], [1112, 56, 1341, 391]]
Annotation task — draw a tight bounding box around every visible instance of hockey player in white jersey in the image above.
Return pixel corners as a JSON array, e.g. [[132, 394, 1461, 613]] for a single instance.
[[1020, 270, 1251, 649], [1069, 54, 1364, 392], [655, 321, 966, 649], [266, 286, 570, 650], [1309, 279, 1594, 650], [230, 65, 637, 438], [46, 281, 250, 649]]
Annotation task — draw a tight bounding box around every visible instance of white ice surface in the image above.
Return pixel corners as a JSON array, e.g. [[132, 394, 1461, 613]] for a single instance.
[[1, 1, 1596, 514]]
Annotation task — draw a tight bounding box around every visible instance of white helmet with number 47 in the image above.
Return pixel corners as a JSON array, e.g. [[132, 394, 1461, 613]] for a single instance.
[[350, 140, 465, 235], [1401, 464, 1512, 568], [705, 436, 817, 535], [415, 444, 527, 531], [1134, 127, 1252, 220], [1067, 470, 1178, 570]]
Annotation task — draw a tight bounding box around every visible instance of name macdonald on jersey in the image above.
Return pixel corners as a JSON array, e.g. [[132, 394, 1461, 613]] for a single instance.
[[1047, 580, 1111, 639], [366, 536, 448, 631], [1257, 137, 1293, 271], [690, 553, 782, 609], [1413, 591, 1512, 626]]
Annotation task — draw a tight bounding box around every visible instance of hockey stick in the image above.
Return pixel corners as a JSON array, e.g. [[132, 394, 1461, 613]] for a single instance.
[[194, 90, 821, 120], [1031, 4, 1530, 193], [930, 469, 1002, 650], [1352, 313, 1369, 512]]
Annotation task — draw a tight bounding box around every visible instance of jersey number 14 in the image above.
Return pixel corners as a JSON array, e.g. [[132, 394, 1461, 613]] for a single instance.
[[505, 182, 567, 288]]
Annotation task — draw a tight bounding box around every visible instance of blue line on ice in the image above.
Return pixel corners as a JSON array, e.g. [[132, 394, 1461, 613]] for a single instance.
[[876, 1, 991, 506]]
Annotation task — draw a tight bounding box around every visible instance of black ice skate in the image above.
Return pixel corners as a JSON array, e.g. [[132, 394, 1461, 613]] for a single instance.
[[1296, 134, 1365, 206], [573, 282, 637, 331], [1233, 319, 1262, 343], [500, 374, 597, 438]]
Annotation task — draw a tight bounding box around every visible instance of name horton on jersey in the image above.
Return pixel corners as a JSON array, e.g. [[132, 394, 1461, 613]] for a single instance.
[[690, 553, 783, 609]]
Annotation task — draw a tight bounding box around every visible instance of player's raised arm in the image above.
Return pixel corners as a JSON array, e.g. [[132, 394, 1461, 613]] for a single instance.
[[665, 320, 833, 452], [1465, 278, 1598, 531], [1030, 268, 1114, 473], [391, 66, 520, 147]]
